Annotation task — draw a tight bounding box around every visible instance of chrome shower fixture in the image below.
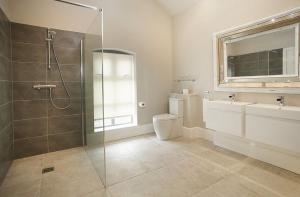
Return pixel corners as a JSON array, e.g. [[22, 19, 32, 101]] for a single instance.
[[37, 28, 71, 110], [47, 30, 56, 40], [46, 29, 56, 70], [33, 84, 57, 90]]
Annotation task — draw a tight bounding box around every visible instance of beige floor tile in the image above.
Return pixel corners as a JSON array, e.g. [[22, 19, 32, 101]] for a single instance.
[[0, 178, 41, 197], [41, 172, 103, 197], [192, 174, 281, 197], [108, 170, 166, 197], [2, 134, 300, 197], [1, 156, 43, 189], [237, 160, 300, 197], [81, 189, 111, 197], [106, 155, 148, 186], [42, 148, 90, 168], [109, 158, 228, 197]]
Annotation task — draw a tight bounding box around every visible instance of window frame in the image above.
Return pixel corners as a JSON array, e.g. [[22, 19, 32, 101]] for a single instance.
[[94, 48, 138, 131]]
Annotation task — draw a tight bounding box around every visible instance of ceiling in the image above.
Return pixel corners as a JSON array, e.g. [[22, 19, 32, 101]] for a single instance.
[[156, 0, 200, 16]]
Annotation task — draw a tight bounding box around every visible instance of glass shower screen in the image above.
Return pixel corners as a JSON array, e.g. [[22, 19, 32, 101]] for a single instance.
[[84, 9, 106, 186]]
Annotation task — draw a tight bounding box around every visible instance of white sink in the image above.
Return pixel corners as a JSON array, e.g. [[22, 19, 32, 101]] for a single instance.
[[246, 104, 300, 153], [205, 100, 252, 137], [246, 104, 300, 121], [208, 100, 252, 112]]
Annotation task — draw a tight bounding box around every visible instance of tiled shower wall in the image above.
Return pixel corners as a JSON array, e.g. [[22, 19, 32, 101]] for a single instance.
[[0, 8, 13, 184], [11, 23, 84, 158], [228, 49, 283, 77]]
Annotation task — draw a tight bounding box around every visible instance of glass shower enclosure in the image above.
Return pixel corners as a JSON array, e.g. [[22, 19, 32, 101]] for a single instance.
[[7, 0, 106, 188], [83, 7, 106, 186], [51, 0, 107, 186], [52, 0, 106, 186]]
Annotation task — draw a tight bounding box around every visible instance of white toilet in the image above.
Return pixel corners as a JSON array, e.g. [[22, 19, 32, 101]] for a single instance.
[[153, 96, 183, 140]]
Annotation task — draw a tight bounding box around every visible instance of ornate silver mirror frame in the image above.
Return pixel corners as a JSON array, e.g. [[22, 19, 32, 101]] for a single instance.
[[213, 7, 300, 94]]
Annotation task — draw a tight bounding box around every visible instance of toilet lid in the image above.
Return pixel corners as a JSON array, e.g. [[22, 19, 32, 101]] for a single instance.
[[153, 114, 177, 120]]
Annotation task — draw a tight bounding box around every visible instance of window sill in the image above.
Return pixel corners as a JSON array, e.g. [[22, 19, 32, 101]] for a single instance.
[[94, 123, 137, 132]]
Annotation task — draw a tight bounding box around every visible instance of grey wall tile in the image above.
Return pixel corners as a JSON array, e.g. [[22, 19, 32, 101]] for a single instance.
[[0, 125, 13, 184], [0, 125, 13, 158], [11, 23, 46, 44], [0, 103, 11, 131], [0, 56, 11, 81], [13, 62, 46, 82], [11, 23, 84, 159], [13, 100, 47, 120], [47, 64, 81, 82], [48, 98, 81, 117], [0, 35, 10, 58], [12, 42, 46, 63], [229, 49, 284, 77], [14, 118, 47, 139], [48, 132, 82, 152], [50, 47, 80, 65], [48, 115, 81, 134], [13, 82, 47, 100], [0, 6, 12, 184], [49, 82, 81, 99], [52, 29, 84, 48], [14, 136, 48, 158], [0, 81, 11, 105]]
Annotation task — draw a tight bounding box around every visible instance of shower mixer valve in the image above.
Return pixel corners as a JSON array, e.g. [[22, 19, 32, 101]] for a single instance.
[[33, 84, 57, 90]]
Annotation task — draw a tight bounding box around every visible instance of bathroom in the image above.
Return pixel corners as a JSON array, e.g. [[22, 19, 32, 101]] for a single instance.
[[0, 0, 300, 196]]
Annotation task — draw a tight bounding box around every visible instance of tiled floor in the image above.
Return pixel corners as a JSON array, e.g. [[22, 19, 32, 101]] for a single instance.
[[1, 134, 300, 197]]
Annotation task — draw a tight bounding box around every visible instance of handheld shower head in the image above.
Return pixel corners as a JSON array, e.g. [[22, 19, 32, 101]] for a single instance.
[[47, 30, 56, 40]]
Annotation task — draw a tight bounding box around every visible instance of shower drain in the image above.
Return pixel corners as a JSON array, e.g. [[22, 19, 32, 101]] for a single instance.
[[42, 167, 55, 174]]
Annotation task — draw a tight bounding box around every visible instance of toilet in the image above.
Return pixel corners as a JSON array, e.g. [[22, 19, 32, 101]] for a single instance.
[[153, 96, 183, 140]]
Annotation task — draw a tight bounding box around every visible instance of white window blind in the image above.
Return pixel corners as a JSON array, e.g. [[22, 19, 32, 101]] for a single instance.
[[93, 51, 136, 130]]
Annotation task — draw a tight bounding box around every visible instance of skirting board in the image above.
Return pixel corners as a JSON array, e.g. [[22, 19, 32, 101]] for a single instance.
[[105, 124, 155, 142], [214, 131, 300, 174]]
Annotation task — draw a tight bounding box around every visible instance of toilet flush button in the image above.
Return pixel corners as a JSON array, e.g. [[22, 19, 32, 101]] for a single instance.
[[138, 102, 146, 108]]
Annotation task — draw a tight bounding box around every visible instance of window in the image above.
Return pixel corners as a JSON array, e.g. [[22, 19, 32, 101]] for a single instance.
[[93, 50, 137, 131]]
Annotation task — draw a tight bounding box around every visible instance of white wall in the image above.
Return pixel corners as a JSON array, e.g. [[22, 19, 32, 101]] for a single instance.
[[173, 0, 300, 127], [101, 0, 173, 124], [8, 0, 100, 33], [8, 0, 173, 125]]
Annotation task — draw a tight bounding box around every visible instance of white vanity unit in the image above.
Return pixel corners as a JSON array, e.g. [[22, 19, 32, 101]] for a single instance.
[[246, 104, 300, 152], [206, 101, 251, 137], [204, 100, 300, 174]]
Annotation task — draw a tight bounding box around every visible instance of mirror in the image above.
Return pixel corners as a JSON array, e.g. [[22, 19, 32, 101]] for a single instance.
[[224, 24, 299, 80], [213, 8, 300, 94]]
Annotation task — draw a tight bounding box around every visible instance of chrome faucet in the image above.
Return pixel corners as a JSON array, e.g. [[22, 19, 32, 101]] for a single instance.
[[276, 96, 285, 106], [229, 94, 236, 102]]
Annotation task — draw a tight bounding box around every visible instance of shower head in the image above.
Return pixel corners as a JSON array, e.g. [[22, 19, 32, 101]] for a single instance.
[[47, 30, 56, 40]]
